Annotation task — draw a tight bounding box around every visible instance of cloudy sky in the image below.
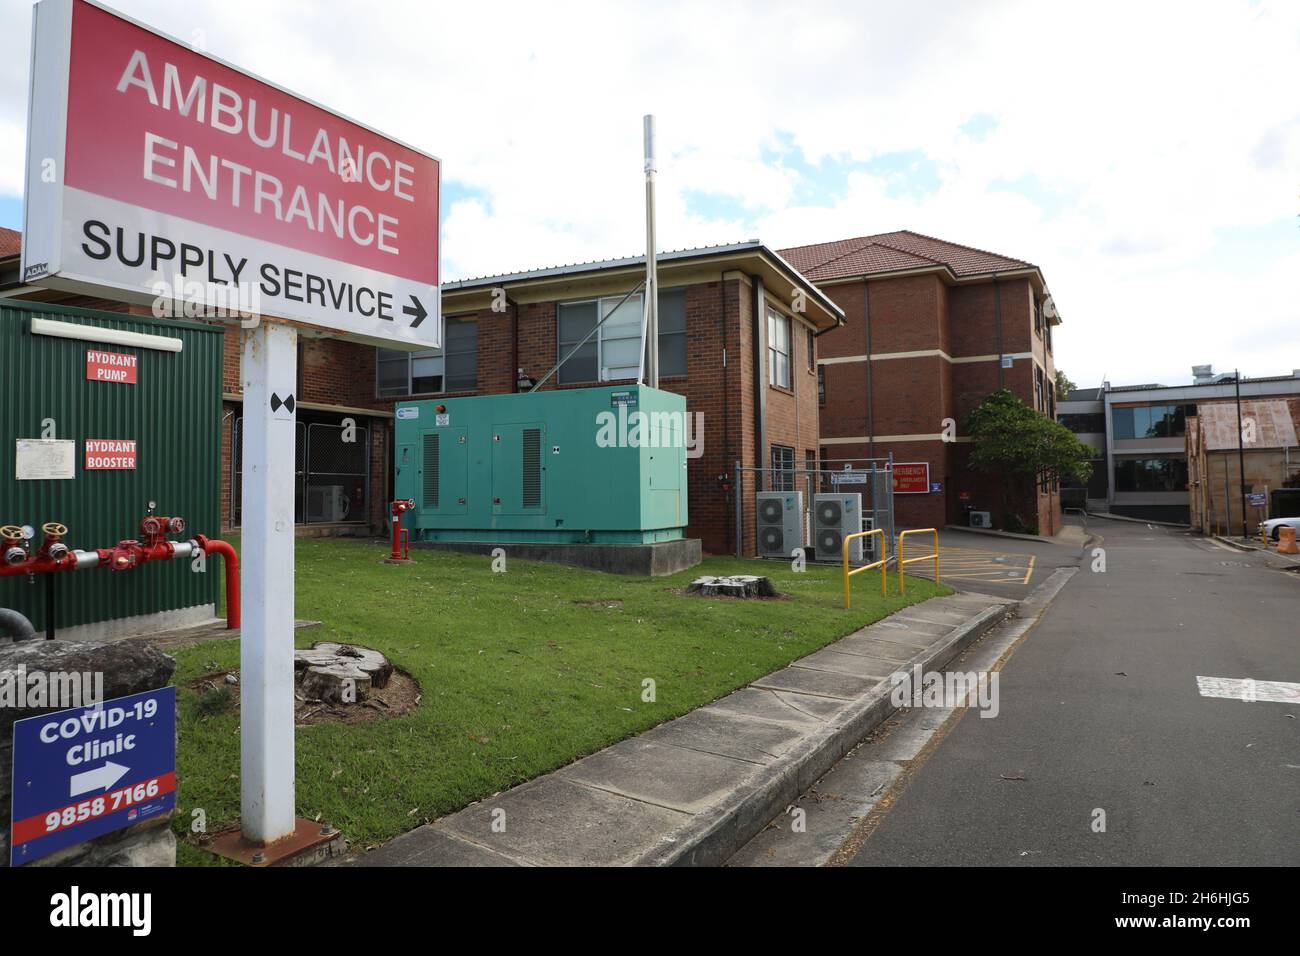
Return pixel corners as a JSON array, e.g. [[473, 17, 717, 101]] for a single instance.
[[1, 0, 1297, 388]]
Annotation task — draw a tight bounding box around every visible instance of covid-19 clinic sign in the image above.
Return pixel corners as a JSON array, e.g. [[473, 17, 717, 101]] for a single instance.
[[22, 0, 441, 349]]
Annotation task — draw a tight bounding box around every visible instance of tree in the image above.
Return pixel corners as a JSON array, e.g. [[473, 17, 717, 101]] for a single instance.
[[1054, 369, 1077, 401], [965, 389, 1095, 530]]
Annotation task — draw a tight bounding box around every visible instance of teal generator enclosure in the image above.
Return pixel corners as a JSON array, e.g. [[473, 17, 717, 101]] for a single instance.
[[394, 385, 689, 545]]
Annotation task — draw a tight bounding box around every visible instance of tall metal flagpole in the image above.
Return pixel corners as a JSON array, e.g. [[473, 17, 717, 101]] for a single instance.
[[644, 114, 659, 389], [1235, 369, 1247, 539]]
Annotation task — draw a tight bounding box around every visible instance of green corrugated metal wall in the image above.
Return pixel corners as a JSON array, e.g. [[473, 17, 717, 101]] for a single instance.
[[0, 301, 222, 633]]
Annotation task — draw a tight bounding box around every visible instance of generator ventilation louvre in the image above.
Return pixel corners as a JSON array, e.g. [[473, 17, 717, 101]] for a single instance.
[[522, 427, 542, 508], [422, 433, 440, 508]]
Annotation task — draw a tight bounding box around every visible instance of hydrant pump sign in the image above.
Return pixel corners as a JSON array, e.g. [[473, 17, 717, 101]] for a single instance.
[[22, 0, 441, 350], [86, 348, 138, 383]]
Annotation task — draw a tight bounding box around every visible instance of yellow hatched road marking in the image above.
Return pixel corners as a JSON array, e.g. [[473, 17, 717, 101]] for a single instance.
[[1021, 555, 1036, 584]]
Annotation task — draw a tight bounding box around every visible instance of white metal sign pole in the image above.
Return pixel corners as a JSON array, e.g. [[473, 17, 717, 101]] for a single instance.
[[239, 320, 298, 844], [643, 114, 659, 389]]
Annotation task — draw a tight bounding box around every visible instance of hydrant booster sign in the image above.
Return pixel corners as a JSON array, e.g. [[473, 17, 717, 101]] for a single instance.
[[9, 687, 177, 866], [22, 0, 441, 350]]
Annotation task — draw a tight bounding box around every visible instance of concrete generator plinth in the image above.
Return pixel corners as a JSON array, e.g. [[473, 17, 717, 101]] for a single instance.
[[411, 538, 701, 576]]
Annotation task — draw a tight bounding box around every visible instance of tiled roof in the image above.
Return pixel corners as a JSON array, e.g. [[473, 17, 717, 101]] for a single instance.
[[778, 230, 1035, 282], [0, 227, 20, 259]]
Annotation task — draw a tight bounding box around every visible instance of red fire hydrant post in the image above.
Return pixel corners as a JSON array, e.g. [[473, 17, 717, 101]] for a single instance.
[[386, 499, 415, 563]]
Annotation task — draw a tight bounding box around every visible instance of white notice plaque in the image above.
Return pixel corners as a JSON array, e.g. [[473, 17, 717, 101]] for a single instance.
[[15, 439, 76, 480]]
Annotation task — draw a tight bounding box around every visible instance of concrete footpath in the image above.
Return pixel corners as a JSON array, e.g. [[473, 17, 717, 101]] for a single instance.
[[342, 590, 1011, 867]]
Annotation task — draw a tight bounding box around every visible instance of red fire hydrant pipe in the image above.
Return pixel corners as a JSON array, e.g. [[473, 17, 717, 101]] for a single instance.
[[199, 536, 241, 629], [389, 499, 415, 561]]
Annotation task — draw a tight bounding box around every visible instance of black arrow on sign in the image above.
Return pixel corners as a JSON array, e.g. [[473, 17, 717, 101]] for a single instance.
[[403, 295, 427, 328]]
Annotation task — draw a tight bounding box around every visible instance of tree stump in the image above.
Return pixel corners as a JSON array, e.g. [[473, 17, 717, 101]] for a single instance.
[[684, 575, 777, 598], [294, 643, 393, 704]]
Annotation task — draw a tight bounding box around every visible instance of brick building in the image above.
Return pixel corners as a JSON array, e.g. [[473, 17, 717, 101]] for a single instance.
[[779, 231, 1064, 535], [2, 228, 841, 555], [4, 223, 1070, 547]]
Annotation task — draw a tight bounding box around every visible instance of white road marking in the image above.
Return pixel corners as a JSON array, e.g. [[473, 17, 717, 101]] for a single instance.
[[1196, 676, 1300, 704]]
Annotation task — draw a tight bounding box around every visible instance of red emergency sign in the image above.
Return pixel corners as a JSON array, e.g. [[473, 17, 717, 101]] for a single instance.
[[893, 462, 931, 494]]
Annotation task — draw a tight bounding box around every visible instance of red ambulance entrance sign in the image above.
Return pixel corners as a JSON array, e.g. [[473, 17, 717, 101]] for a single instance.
[[22, 0, 441, 350]]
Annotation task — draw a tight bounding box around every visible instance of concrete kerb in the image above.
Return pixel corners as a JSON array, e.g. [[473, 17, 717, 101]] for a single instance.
[[1211, 534, 1264, 553], [943, 525, 1061, 545], [636, 600, 1012, 866], [1085, 511, 1190, 529]]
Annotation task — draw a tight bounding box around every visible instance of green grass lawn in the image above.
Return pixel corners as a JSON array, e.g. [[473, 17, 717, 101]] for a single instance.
[[173, 537, 949, 864]]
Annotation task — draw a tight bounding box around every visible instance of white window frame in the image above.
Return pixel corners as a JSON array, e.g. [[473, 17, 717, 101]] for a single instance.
[[767, 306, 791, 389], [556, 290, 691, 384], [376, 317, 477, 397]]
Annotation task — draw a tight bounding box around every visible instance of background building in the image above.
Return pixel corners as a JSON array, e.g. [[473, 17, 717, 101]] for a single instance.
[[1188, 397, 1300, 535], [1056, 366, 1300, 524], [780, 231, 1063, 535], [1057, 386, 1108, 512]]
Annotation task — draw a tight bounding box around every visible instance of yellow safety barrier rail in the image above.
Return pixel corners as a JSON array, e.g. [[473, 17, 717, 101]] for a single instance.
[[842, 528, 887, 609], [897, 528, 940, 596]]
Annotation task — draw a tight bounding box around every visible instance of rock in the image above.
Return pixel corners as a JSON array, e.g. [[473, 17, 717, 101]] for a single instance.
[[29, 817, 175, 868], [0, 638, 174, 748], [294, 643, 393, 704], [685, 575, 778, 598]]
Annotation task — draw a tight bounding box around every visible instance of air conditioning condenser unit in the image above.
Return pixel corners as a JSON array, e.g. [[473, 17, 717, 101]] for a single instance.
[[756, 491, 803, 558], [813, 493, 863, 562]]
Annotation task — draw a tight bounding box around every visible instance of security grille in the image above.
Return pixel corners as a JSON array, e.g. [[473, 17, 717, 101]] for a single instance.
[[306, 423, 369, 523], [232, 418, 306, 525], [233, 418, 368, 526]]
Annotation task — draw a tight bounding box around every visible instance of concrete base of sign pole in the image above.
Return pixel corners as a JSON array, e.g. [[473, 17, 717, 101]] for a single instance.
[[206, 818, 345, 867], [238, 321, 299, 845]]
